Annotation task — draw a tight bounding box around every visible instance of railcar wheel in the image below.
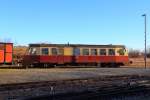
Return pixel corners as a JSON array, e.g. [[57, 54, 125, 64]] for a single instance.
[[97, 63, 102, 67], [109, 63, 116, 68]]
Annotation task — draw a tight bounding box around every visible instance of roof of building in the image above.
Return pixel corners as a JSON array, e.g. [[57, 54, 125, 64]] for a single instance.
[[0, 42, 13, 44]]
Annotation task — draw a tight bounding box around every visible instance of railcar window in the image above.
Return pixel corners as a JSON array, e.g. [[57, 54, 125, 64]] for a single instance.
[[41, 48, 49, 55], [82, 49, 89, 55], [91, 49, 97, 55], [74, 48, 80, 56], [100, 49, 106, 55], [51, 48, 58, 55], [109, 49, 115, 55], [58, 48, 64, 55], [118, 49, 125, 55]]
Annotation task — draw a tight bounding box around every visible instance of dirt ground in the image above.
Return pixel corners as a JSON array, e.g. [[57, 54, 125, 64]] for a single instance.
[[0, 68, 150, 85]]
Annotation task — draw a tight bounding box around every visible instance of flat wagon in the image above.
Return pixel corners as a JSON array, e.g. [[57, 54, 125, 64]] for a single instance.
[[23, 43, 129, 67]]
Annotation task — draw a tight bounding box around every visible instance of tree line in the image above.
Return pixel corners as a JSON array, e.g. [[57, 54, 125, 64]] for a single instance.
[[129, 48, 150, 58]]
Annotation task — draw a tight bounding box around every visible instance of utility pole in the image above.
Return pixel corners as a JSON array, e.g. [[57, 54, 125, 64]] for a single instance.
[[142, 14, 147, 69]]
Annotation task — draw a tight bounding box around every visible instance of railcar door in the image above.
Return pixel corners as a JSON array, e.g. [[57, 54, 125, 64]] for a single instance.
[[73, 48, 80, 63], [57, 48, 64, 64]]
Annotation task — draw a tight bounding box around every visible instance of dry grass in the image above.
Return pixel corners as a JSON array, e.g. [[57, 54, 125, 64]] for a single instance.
[[128, 58, 150, 68], [13, 46, 28, 63], [0, 68, 150, 85], [13, 46, 27, 56]]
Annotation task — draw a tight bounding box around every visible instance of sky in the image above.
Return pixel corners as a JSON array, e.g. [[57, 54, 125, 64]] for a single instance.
[[0, 0, 150, 50]]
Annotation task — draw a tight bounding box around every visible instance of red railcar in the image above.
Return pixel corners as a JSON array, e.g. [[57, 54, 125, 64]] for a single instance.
[[0, 43, 13, 65], [23, 44, 129, 67]]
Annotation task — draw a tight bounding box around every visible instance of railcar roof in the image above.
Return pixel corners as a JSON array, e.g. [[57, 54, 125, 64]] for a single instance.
[[29, 43, 125, 48]]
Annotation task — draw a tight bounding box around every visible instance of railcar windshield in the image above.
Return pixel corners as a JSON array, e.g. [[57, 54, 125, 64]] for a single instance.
[[118, 49, 125, 55], [28, 48, 37, 55]]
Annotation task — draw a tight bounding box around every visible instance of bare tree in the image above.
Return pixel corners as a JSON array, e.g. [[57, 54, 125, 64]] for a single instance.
[[128, 48, 142, 58]]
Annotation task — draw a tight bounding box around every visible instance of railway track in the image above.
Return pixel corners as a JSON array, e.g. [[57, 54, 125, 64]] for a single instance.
[[0, 75, 150, 100], [26, 79, 150, 100], [0, 65, 24, 69], [0, 75, 148, 90], [0, 65, 142, 69]]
